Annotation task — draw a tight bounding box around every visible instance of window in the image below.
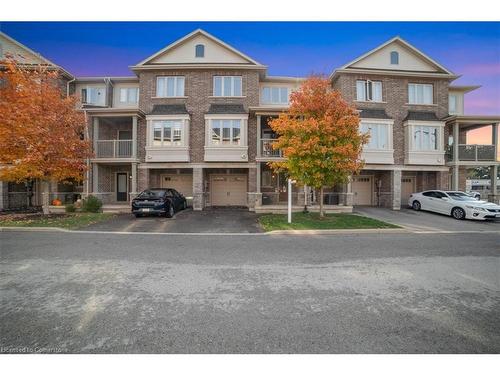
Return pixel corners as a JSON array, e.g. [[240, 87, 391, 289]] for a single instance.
[[422, 191, 437, 197], [119, 87, 139, 104], [261, 87, 289, 105], [152, 120, 183, 146], [408, 83, 433, 105], [195, 44, 205, 58], [81, 87, 105, 105], [213, 76, 242, 97], [210, 119, 241, 145], [156, 76, 185, 97], [356, 80, 382, 102], [412, 125, 438, 151], [449, 94, 458, 114], [390, 51, 399, 65], [360, 123, 389, 150]]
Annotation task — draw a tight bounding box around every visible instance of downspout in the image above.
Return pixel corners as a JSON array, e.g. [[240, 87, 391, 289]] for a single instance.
[[66, 77, 76, 97], [84, 109, 90, 197]]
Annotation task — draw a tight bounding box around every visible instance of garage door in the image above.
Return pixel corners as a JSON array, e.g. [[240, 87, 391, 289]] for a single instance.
[[352, 176, 372, 205], [161, 174, 193, 197], [211, 175, 247, 206], [401, 177, 415, 205]]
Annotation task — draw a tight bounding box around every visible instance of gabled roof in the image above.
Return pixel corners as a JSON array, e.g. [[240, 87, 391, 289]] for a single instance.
[[0, 31, 73, 79], [133, 29, 265, 69], [331, 36, 456, 79]]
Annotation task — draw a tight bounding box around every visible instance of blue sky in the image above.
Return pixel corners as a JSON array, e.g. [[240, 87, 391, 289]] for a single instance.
[[1, 22, 499, 116]]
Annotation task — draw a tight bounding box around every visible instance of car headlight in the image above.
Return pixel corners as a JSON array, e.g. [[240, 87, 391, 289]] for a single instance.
[[465, 205, 487, 211]]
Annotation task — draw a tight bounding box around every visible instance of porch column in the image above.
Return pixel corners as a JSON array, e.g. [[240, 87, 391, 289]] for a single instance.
[[132, 116, 138, 159], [452, 121, 460, 190], [256, 115, 262, 159], [0, 181, 6, 210], [92, 163, 98, 194], [391, 169, 402, 210], [93, 117, 99, 155], [193, 167, 204, 211], [492, 123, 498, 151], [255, 162, 262, 208], [452, 165, 459, 191], [490, 164, 499, 204], [131, 162, 138, 198]]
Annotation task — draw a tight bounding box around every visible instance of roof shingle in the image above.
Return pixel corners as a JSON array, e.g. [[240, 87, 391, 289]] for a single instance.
[[404, 111, 440, 121], [358, 109, 392, 119], [207, 104, 247, 114], [150, 104, 189, 115]]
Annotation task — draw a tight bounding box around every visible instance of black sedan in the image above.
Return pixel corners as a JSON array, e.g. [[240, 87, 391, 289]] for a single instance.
[[131, 188, 187, 218]]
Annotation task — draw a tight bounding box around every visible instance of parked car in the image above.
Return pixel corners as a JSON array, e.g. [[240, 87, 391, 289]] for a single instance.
[[466, 191, 481, 200], [408, 190, 500, 220], [131, 188, 187, 218]]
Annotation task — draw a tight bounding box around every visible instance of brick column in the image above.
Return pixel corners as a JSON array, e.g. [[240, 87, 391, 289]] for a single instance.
[[131, 162, 138, 199], [489, 164, 499, 204], [138, 168, 149, 193], [247, 167, 259, 211], [92, 163, 99, 193], [193, 167, 204, 211], [391, 170, 402, 210]]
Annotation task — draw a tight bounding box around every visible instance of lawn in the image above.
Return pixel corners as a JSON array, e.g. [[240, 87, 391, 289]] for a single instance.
[[258, 212, 398, 231], [0, 212, 115, 230]]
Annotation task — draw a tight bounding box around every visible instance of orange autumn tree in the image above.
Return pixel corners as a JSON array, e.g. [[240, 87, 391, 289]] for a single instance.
[[0, 58, 92, 206], [268, 76, 367, 217]]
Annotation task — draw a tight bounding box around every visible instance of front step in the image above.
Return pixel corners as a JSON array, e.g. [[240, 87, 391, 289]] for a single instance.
[[102, 205, 131, 214]]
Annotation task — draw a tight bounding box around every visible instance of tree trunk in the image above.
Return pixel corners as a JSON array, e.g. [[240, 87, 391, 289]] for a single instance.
[[319, 186, 324, 218], [25, 179, 34, 208]]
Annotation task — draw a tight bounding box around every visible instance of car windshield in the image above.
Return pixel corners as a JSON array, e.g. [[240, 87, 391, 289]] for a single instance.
[[446, 192, 477, 201], [137, 190, 165, 199]]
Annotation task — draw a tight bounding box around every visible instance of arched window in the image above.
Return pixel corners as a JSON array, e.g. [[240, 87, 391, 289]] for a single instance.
[[195, 44, 205, 58], [390, 51, 399, 65]]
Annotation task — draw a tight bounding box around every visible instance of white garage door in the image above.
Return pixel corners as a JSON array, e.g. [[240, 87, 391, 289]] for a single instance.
[[401, 177, 415, 205], [211, 175, 247, 206], [161, 174, 193, 197], [352, 176, 372, 205]]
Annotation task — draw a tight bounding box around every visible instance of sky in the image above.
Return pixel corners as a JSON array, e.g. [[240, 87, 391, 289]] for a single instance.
[[1, 21, 499, 142]]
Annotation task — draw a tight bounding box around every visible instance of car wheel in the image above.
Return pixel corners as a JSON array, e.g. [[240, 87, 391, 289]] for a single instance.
[[451, 207, 466, 220], [165, 204, 174, 218], [412, 201, 421, 211]]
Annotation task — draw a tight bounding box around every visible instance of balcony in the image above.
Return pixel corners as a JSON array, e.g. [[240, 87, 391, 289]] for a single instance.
[[447, 144, 497, 162], [260, 139, 283, 158], [96, 140, 133, 158]]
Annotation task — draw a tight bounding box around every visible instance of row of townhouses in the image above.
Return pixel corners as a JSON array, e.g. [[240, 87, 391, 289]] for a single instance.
[[1, 29, 499, 213]]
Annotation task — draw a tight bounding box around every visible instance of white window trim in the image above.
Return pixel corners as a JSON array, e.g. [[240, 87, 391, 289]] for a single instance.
[[261, 86, 290, 105], [404, 120, 445, 152], [204, 114, 248, 148], [156, 76, 185, 98], [408, 83, 434, 105], [213, 76, 243, 97], [360, 119, 394, 152], [146, 115, 190, 149], [355, 80, 383, 103]]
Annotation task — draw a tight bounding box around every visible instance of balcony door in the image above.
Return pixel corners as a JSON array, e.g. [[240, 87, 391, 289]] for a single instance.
[[116, 173, 128, 202]]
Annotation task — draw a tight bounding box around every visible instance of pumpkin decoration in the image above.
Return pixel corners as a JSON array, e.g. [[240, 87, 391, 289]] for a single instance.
[[52, 199, 62, 206]]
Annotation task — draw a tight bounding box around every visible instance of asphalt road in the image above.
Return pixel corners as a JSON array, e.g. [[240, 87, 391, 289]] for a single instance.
[[1, 230, 499, 353]]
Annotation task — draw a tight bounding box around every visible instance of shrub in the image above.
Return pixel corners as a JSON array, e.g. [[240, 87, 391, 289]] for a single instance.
[[81, 195, 103, 213], [65, 203, 76, 213]]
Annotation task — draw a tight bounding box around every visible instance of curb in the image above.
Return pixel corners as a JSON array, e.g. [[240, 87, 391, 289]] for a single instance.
[[0, 226, 70, 232], [266, 228, 408, 235]]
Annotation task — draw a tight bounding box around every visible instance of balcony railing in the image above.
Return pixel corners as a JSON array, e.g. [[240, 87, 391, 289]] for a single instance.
[[96, 140, 133, 158], [260, 139, 283, 158], [447, 144, 497, 162]]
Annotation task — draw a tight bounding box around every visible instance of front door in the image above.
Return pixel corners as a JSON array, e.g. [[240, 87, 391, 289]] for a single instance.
[[116, 173, 128, 202]]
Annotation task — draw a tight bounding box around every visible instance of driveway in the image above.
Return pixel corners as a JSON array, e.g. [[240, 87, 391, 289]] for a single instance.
[[355, 206, 500, 233], [82, 207, 262, 233], [1, 230, 499, 353]]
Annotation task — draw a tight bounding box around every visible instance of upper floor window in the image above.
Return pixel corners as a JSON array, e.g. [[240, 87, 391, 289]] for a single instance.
[[195, 44, 205, 58], [156, 76, 185, 97], [412, 125, 438, 151], [213, 76, 242, 97], [390, 51, 399, 65], [261, 86, 289, 105], [152, 120, 183, 147], [82, 87, 105, 106], [119, 87, 139, 104], [408, 83, 433, 105], [356, 80, 382, 102], [360, 122, 389, 150], [210, 119, 241, 145], [449, 94, 458, 114]]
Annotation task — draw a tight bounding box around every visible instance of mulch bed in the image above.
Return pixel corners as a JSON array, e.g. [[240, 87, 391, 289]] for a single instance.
[[0, 212, 68, 222]]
